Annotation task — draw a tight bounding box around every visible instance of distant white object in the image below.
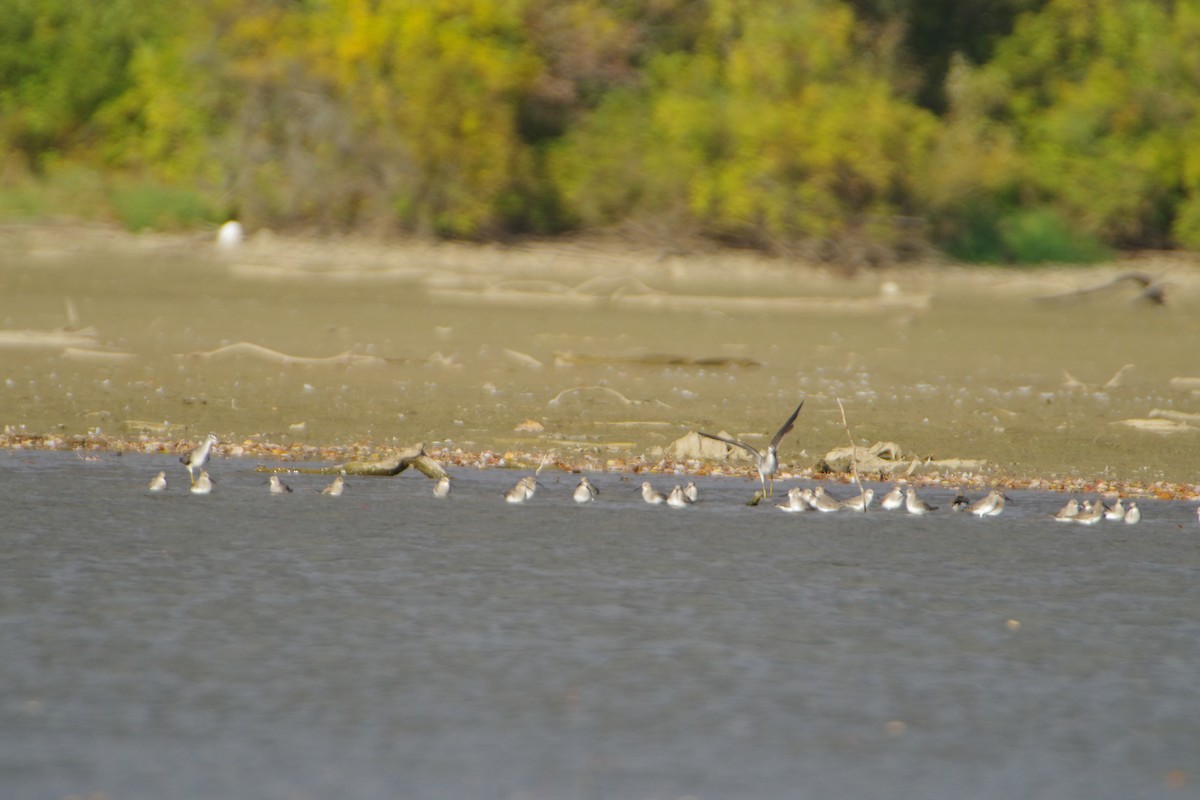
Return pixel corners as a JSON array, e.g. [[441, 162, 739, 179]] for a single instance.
[[216, 220, 244, 250]]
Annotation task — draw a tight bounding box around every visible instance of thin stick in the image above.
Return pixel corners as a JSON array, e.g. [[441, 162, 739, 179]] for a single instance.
[[836, 397, 864, 510]]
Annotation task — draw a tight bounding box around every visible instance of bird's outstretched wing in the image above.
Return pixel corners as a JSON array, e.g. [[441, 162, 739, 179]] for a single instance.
[[697, 431, 762, 460], [770, 400, 805, 448]]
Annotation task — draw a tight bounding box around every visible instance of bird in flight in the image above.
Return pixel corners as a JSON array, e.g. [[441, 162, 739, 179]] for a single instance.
[[698, 400, 804, 498]]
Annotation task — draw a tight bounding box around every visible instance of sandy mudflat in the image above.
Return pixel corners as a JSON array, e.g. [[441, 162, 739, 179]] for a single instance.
[[2, 221, 1199, 496]]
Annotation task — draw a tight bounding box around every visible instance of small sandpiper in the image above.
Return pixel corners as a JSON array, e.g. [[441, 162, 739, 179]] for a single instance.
[[879, 484, 904, 510], [1074, 499, 1104, 525], [950, 489, 971, 512], [1123, 501, 1141, 524], [189, 470, 214, 495], [840, 488, 875, 512], [666, 484, 693, 508], [683, 481, 699, 503], [321, 476, 346, 496], [698, 399, 804, 498], [640, 481, 666, 505], [573, 476, 599, 503], [810, 486, 843, 513], [967, 489, 1007, 517], [505, 476, 537, 504], [433, 476, 451, 498], [148, 471, 167, 492], [181, 434, 218, 481], [904, 486, 937, 515], [269, 475, 293, 494], [776, 486, 811, 513], [1103, 498, 1125, 521], [1052, 498, 1080, 521]]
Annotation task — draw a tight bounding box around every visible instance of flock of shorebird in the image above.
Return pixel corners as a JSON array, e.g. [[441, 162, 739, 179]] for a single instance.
[[147, 432, 358, 497], [148, 400, 1152, 523]]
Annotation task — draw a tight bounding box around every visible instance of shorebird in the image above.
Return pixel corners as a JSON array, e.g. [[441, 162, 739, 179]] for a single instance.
[[777, 486, 811, 513], [698, 400, 804, 497], [666, 484, 693, 508], [505, 476, 537, 504], [683, 481, 699, 503], [573, 476, 599, 503], [321, 476, 346, 496], [181, 434, 218, 481], [269, 475, 293, 494], [810, 486, 842, 513], [1123, 501, 1141, 524], [1052, 498, 1080, 522], [840, 488, 875, 512], [640, 481, 666, 505], [967, 489, 1007, 517], [879, 484, 904, 510], [1074, 499, 1104, 525], [147, 471, 167, 492], [950, 489, 971, 512], [433, 476, 451, 498], [189, 470, 214, 495], [1103, 498, 1125, 521], [904, 486, 937, 515]]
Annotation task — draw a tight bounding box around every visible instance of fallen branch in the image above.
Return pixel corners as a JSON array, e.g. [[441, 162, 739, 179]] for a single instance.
[[178, 341, 384, 366], [836, 397, 864, 509], [1035, 271, 1166, 305], [255, 443, 447, 478]]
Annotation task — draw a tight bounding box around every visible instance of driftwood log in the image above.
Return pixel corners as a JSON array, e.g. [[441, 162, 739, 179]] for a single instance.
[[255, 443, 448, 479]]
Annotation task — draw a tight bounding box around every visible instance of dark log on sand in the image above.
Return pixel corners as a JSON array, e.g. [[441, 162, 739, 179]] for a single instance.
[[255, 443, 448, 479]]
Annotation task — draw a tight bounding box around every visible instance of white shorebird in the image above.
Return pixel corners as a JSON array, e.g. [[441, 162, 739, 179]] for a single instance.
[[776, 486, 811, 513], [433, 476, 451, 498], [698, 400, 804, 497], [1074, 499, 1104, 525], [840, 488, 875, 512], [904, 486, 937, 515], [181, 434, 218, 481], [148, 471, 167, 492], [216, 220, 244, 250], [967, 489, 1007, 517], [666, 485, 693, 508], [879, 484, 904, 510], [1103, 498, 1125, 521], [505, 476, 537, 504], [683, 481, 699, 503], [189, 470, 214, 495], [269, 475, 293, 494], [1123, 501, 1141, 524], [573, 476, 599, 503], [321, 476, 346, 496], [810, 486, 842, 513], [1052, 498, 1080, 522], [640, 481, 666, 505]]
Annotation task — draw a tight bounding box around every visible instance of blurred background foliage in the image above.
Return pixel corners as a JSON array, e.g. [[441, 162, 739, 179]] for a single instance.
[[2, 0, 1198, 263]]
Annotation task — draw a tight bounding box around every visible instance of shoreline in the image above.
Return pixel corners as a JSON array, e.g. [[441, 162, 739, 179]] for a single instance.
[[5, 431, 1196, 501], [4, 221, 1200, 499]]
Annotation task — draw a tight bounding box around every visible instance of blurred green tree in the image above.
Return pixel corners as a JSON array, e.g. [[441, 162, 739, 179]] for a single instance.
[[552, 0, 937, 253], [932, 0, 1200, 253]]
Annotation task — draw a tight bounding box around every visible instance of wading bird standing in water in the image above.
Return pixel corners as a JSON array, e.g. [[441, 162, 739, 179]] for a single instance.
[[698, 400, 804, 498], [573, 476, 599, 503], [181, 434, 218, 482]]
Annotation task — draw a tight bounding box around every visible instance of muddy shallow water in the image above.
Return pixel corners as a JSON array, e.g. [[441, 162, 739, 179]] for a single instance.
[[2, 223, 1199, 486], [2, 450, 1199, 800]]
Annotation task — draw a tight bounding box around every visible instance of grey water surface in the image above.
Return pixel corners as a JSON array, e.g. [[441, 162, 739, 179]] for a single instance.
[[2, 450, 1198, 800]]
